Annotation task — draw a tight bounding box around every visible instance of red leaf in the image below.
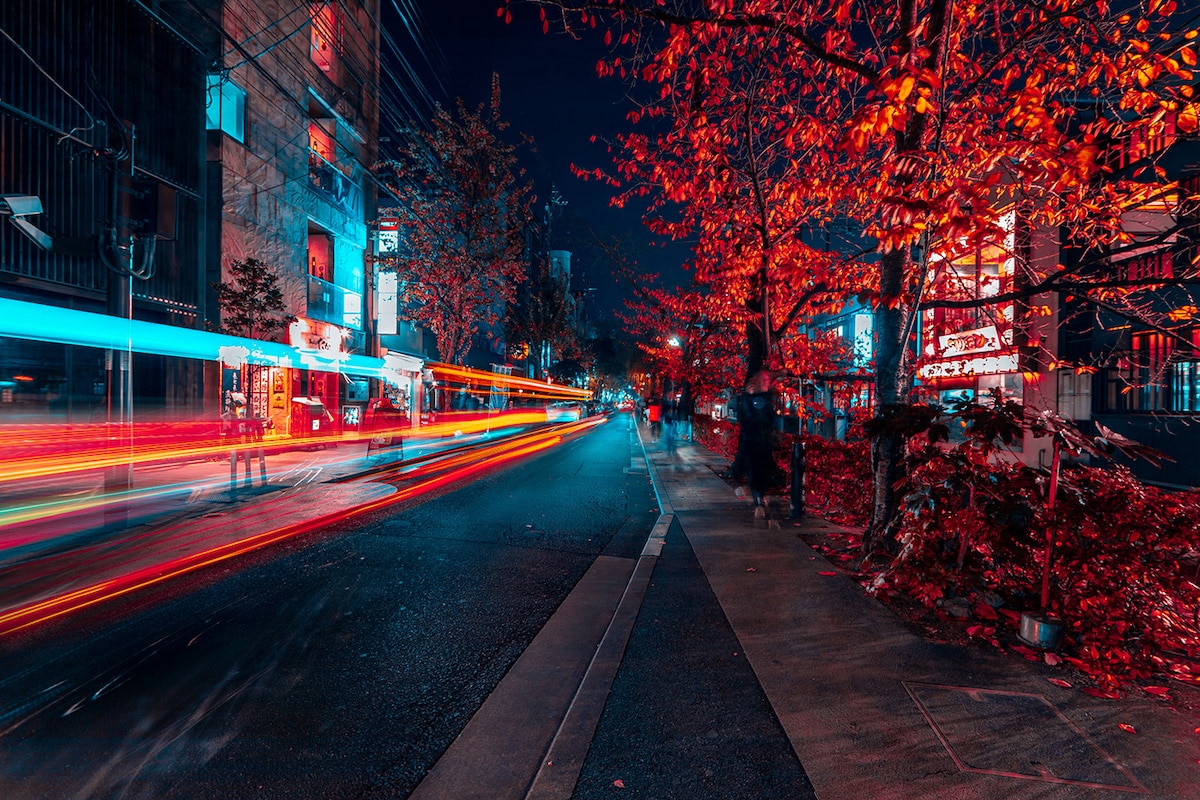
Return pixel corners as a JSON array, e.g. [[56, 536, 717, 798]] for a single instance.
[[1118, 723, 1137, 734], [1010, 644, 1040, 661], [1143, 686, 1171, 697], [613, 779, 626, 789], [973, 603, 998, 620], [1044, 653, 1062, 666], [1048, 678, 1073, 688], [818, 571, 838, 576]]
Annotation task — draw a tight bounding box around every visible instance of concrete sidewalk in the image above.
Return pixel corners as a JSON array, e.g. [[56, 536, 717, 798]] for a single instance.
[[645, 438, 1200, 799]]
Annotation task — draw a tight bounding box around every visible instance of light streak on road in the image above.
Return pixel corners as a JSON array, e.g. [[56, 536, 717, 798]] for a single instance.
[[0, 417, 603, 637], [0, 409, 558, 486]]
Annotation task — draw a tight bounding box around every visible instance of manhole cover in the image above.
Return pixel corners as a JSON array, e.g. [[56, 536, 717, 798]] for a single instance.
[[905, 683, 1147, 793]]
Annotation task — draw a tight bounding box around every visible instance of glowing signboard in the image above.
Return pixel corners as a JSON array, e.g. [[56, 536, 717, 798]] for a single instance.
[[378, 217, 399, 254], [938, 325, 1001, 357], [289, 317, 349, 361], [918, 353, 1020, 379]]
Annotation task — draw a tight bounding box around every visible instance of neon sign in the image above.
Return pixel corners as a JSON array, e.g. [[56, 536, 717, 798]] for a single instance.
[[918, 353, 1019, 379], [938, 325, 1000, 357]]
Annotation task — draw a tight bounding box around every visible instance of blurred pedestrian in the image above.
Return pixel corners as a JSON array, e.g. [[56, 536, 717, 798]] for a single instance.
[[662, 397, 676, 452], [647, 399, 662, 441], [736, 369, 777, 518], [222, 396, 267, 489]]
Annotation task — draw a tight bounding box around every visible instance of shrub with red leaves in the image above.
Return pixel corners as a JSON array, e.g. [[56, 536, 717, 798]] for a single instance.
[[871, 395, 1200, 692], [693, 416, 738, 462], [780, 432, 872, 527]]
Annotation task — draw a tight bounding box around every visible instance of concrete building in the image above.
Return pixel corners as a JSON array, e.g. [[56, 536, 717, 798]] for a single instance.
[[198, 0, 381, 435], [1, 0, 210, 420]]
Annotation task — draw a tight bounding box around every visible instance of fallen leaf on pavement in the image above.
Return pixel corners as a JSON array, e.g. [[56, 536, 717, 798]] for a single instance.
[[1044, 653, 1062, 666], [1048, 678, 1073, 688], [1144, 686, 1171, 697], [1010, 644, 1040, 661], [973, 603, 999, 620], [1118, 723, 1137, 734], [818, 571, 838, 576], [614, 779, 626, 789], [746, 567, 758, 572]]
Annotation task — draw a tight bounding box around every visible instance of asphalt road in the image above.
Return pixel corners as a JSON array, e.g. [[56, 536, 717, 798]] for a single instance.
[[0, 416, 658, 799]]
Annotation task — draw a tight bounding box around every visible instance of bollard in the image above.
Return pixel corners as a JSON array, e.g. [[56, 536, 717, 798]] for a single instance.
[[790, 439, 806, 518]]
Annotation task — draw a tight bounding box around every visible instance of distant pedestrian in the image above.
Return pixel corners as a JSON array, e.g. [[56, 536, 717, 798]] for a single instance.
[[223, 398, 267, 489], [661, 398, 676, 452], [736, 369, 777, 518], [647, 400, 662, 441]]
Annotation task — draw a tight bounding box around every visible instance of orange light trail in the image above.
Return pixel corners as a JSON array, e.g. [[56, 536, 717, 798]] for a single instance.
[[0, 408, 584, 485], [0, 418, 602, 637], [426, 361, 592, 400]]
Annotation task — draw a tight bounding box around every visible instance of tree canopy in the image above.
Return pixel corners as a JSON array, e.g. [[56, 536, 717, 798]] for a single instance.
[[375, 76, 532, 365], [211, 256, 291, 341], [514, 0, 1200, 547]]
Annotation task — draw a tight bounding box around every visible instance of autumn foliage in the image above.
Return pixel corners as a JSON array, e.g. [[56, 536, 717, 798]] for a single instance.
[[756, 396, 1200, 694], [518, 0, 1200, 548], [374, 76, 531, 365]]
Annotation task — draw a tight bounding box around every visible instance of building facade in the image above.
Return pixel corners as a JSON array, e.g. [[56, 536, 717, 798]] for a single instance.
[[1, 1, 385, 439], [199, 0, 381, 435], [1, 0, 208, 420]]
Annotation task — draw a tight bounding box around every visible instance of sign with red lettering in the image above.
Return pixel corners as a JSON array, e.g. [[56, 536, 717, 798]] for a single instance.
[[938, 325, 1001, 357]]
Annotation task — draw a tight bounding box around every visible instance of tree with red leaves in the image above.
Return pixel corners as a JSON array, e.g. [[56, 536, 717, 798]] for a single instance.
[[375, 76, 532, 366], [512, 0, 1200, 551]]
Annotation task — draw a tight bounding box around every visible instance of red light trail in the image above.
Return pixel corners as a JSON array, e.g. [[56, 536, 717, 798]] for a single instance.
[[0, 417, 603, 637]]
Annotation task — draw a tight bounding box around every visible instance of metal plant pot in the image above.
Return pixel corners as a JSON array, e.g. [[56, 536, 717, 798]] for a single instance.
[[1019, 612, 1064, 650]]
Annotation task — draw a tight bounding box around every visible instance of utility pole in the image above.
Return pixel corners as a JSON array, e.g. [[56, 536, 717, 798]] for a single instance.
[[99, 123, 158, 515]]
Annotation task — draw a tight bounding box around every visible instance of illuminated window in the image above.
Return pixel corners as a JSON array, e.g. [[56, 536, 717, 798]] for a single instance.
[[307, 232, 332, 282], [205, 75, 246, 142], [308, 120, 335, 164], [1119, 249, 1174, 281], [1171, 361, 1200, 413], [310, 3, 339, 73]]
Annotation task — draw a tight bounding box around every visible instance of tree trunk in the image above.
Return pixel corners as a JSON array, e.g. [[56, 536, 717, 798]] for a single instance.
[[862, 247, 913, 554]]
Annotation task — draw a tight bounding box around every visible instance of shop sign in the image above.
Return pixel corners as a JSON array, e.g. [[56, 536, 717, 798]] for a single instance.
[[378, 217, 400, 254], [939, 325, 1001, 357], [290, 318, 349, 361], [918, 352, 1019, 379]]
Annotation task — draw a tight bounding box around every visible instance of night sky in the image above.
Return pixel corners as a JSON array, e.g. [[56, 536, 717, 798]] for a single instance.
[[389, 0, 688, 323]]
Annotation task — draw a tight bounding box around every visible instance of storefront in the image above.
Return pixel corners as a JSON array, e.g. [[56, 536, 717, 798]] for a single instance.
[[917, 210, 1031, 449], [288, 317, 350, 438]]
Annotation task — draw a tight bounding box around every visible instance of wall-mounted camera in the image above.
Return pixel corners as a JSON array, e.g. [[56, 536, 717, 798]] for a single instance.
[[0, 194, 53, 251]]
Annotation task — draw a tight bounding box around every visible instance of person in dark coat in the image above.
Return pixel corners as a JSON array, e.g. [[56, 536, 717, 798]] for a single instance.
[[736, 369, 777, 517]]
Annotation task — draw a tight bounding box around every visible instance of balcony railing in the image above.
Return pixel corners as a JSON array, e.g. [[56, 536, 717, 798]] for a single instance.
[[307, 274, 363, 331], [307, 153, 362, 217]]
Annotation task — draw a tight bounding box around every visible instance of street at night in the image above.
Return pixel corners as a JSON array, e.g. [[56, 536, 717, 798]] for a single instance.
[[6, 0, 1200, 797], [2, 417, 1194, 798], [0, 416, 664, 798]]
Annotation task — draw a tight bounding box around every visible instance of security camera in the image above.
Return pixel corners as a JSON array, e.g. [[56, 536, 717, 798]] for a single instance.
[[0, 195, 42, 217], [0, 194, 53, 251]]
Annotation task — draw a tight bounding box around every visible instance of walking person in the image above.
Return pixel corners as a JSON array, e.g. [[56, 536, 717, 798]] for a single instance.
[[736, 369, 777, 518], [647, 399, 662, 442], [661, 396, 676, 452]]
